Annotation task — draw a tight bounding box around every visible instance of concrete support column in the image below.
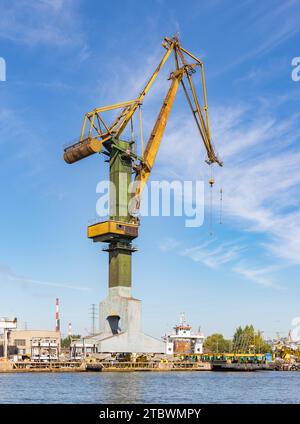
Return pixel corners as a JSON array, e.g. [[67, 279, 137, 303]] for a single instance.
[[108, 243, 132, 289], [108, 140, 133, 292]]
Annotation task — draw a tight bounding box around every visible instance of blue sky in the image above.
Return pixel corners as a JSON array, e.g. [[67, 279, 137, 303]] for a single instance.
[[0, 0, 300, 340]]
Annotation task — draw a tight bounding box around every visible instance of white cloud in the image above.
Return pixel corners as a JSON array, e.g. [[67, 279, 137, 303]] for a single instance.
[[157, 98, 300, 264], [159, 235, 284, 289], [0, 0, 89, 55], [155, 87, 300, 289], [159, 237, 244, 269], [233, 263, 282, 289], [0, 264, 90, 291], [159, 237, 181, 252], [181, 240, 243, 269]]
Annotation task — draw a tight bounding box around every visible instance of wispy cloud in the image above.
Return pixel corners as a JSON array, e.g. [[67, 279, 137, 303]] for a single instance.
[[159, 237, 244, 269], [157, 97, 300, 264], [0, 264, 90, 291], [159, 236, 284, 288], [0, 0, 89, 56], [233, 58, 288, 86], [233, 263, 283, 289], [156, 86, 300, 289], [212, 0, 300, 76], [213, 109, 300, 269], [181, 241, 244, 269]]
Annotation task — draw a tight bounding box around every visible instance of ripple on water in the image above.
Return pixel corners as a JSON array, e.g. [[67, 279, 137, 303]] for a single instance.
[[0, 371, 300, 404]]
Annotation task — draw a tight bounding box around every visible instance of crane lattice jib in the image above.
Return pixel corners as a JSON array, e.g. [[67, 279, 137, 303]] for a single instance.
[[63, 35, 223, 177]]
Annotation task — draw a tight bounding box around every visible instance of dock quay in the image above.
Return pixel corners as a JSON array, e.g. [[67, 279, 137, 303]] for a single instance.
[[86, 361, 212, 372], [0, 359, 298, 373], [0, 360, 85, 373], [211, 361, 272, 371], [0, 360, 211, 373]]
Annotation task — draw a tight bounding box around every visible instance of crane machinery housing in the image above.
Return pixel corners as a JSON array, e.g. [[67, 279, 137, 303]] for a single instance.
[[63, 35, 222, 353]]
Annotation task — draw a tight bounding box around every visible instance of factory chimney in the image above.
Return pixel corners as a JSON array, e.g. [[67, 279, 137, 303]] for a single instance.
[[68, 322, 72, 337], [55, 298, 60, 333]]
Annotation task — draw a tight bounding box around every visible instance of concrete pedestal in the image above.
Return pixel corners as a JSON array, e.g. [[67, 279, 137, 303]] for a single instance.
[[85, 287, 165, 353]]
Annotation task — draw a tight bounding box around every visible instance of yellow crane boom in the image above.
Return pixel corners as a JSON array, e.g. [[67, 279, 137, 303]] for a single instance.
[[133, 67, 185, 200]]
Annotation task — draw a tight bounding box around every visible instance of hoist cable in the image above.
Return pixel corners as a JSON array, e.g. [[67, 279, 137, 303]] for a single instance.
[[208, 165, 215, 236], [220, 188, 223, 224], [138, 105, 144, 159]]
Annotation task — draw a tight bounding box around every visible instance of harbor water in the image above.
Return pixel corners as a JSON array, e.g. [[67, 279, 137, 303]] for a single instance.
[[0, 371, 300, 404]]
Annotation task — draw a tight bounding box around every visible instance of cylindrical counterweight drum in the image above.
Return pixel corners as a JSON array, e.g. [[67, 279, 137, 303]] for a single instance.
[[64, 137, 103, 164]]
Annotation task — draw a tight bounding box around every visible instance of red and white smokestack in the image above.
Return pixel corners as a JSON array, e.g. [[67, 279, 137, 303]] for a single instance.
[[68, 322, 72, 337], [55, 298, 60, 333]]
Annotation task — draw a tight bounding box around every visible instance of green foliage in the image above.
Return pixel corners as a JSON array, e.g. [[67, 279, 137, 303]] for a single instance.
[[232, 325, 271, 353], [61, 335, 81, 349], [204, 333, 231, 353], [204, 326, 272, 354]]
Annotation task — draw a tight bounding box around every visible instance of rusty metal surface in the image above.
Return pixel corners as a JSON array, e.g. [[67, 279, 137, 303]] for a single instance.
[[173, 340, 192, 354], [64, 137, 102, 164]]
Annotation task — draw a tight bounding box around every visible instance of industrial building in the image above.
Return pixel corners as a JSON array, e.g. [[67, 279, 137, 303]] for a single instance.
[[8, 330, 61, 359], [0, 317, 17, 358], [69, 315, 204, 359], [0, 329, 60, 359], [0, 318, 61, 360]]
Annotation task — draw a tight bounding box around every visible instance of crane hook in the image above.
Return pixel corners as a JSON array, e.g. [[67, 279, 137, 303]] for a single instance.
[[208, 167, 215, 236], [219, 188, 223, 224]]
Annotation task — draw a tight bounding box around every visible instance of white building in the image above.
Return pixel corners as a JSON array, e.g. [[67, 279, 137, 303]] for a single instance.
[[165, 314, 204, 355], [0, 317, 17, 358]]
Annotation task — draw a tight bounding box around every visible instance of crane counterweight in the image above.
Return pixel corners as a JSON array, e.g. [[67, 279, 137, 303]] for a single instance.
[[64, 137, 103, 164]]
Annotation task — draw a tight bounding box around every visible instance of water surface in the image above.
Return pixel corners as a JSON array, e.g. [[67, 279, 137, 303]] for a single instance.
[[0, 371, 299, 403]]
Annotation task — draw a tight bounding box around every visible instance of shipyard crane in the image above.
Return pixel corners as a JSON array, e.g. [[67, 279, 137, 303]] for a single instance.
[[63, 35, 222, 302]]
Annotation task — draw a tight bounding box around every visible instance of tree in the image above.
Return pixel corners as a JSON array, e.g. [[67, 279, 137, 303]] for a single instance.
[[204, 333, 231, 353], [61, 335, 81, 349], [232, 325, 271, 353]]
